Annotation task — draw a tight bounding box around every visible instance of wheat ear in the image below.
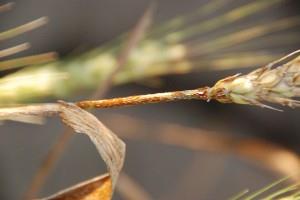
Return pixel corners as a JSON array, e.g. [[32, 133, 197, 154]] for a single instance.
[[209, 50, 300, 110], [76, 50, 300, 110]]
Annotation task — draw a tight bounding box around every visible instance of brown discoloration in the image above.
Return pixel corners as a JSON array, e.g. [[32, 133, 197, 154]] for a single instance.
[[77, 87, 210, 109], [41, 174, 112, 200]]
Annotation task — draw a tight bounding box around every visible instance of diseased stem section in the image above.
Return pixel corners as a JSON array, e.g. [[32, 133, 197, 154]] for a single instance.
[[77, 87, 210, 109]]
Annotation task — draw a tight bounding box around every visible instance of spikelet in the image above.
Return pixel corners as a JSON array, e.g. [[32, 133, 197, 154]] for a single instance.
[[209, 51, 300, 110]]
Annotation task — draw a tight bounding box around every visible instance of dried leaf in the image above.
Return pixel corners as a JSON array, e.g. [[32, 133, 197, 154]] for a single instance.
[[0, 103, 59, 124], [40, 173, 153, 200], [0, 102, 125, 199], [58, 101, 126, 190], [39, 174, 112, 200]]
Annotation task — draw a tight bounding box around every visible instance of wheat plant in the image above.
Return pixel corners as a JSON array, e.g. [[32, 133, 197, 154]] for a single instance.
[[0, 0, 299, 106], [1, 1, 300, 200]]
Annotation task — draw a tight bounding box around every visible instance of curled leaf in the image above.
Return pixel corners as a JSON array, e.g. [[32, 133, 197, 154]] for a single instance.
[[0, 102, 125, 199], [58, 101, 126, 190]]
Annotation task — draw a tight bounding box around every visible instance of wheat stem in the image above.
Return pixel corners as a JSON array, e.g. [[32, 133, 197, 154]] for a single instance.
[[78, 50, 300, 110], [77, 87, 209, 109]]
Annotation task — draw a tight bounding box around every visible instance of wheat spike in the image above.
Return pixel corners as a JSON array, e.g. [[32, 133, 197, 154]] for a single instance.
[[0, 51, 300, 124], [77, 50, 300, 110], [209, 50, 300, 110]]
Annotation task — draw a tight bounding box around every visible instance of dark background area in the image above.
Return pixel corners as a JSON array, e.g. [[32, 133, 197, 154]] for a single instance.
[[0, 0, 300, 199]]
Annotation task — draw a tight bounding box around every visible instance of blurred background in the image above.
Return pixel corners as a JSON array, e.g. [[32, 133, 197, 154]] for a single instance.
[[0, 0, 300, 199]]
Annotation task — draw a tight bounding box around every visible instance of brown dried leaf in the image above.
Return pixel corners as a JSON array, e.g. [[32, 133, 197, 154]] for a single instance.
[[0, 102, 125, 199], [39, 174, 112, 200], [40, 173, 153, 200], [58, 101, 126, 190]]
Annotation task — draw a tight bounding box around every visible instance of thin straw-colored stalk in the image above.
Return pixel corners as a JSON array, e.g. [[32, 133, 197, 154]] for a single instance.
[[188, 16, 300, 56], [0, 17, 48, 41], [230, 179, 300, 200], [223, 33, 300, 52], [171, 51, 283, 71], [0, 52, 57, 70], [262, 184, 299, 200], [0, 43, 30, 58], [242, 178, 292, 200], [229, 190, 250, 200], [164, 0, 283, 43], [148, 0, 232, 37]]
